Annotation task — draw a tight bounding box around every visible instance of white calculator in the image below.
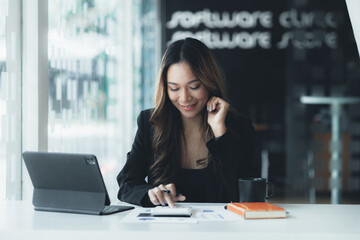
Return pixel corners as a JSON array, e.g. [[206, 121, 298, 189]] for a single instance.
[[151, 206, 192, 217]]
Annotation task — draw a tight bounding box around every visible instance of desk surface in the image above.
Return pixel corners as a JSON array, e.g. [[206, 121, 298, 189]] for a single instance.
[[1, 201, 360, 240]]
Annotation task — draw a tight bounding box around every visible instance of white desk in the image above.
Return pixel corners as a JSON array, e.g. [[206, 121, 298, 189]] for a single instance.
[[1, 200, 360, 240]]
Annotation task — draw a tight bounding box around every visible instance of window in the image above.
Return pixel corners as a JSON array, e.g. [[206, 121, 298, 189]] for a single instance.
[[2, 0, 158, 202], [0, 0, 21, 200], [44, 0, 159, 201]]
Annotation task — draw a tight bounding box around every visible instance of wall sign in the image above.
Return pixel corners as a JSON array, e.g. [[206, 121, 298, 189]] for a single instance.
[[162, 0, 347, 112], [166, 8, 339, 50]]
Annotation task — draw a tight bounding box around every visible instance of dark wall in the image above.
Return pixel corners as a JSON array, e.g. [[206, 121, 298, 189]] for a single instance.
[[161, 0, 360, 200]]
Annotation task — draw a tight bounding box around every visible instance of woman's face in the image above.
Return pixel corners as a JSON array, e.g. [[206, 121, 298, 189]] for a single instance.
[[167, 62, 209, 120]]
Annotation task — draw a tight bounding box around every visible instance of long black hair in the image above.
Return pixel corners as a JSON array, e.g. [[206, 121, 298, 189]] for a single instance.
[[149, 38, 227, 185]]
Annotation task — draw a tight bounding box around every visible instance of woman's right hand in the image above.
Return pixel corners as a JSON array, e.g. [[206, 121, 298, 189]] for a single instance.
[[148, 183, 186, 208]]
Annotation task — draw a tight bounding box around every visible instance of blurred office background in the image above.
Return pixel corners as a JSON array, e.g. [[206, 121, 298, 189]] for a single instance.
[[0, 0, 359, 204]]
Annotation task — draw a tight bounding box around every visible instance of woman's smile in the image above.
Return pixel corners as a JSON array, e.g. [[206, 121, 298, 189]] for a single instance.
[[180, 103, 197, 111]]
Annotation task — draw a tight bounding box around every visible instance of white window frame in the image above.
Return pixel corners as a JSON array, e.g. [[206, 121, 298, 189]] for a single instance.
[[22, 0, 48, 200]]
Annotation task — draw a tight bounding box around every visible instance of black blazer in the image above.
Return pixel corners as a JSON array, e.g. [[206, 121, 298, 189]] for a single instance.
[[117, 108, 258, 206]]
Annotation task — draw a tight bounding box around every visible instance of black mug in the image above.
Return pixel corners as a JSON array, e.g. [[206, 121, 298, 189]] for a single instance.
[[238, 177, 276, 202]]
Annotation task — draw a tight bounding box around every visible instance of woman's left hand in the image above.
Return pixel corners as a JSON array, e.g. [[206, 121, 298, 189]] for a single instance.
[[207, 96, 229, 137]]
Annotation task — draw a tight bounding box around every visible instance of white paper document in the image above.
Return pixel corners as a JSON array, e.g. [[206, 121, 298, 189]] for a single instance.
[[121, 205, 241, 223]]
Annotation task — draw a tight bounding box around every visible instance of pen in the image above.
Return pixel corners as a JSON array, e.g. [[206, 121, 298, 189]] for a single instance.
[[162, 189, 182, 197], [161, 189, 174, 207], [162, 189, 172, 196]]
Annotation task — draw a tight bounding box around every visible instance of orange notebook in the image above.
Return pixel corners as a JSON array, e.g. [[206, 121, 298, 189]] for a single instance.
[[226, 202, 287, 219]]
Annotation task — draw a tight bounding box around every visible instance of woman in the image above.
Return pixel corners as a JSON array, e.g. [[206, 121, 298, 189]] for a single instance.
[[117, 38, 258, 207]]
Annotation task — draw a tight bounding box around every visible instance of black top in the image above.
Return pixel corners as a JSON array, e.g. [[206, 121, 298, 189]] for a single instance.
[[117, 108, 258, 206], [176, 167, 223, 202]]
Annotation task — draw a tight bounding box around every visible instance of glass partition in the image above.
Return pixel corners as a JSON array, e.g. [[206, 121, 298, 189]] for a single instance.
[[47, 0, 158, 201]]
